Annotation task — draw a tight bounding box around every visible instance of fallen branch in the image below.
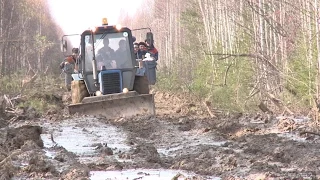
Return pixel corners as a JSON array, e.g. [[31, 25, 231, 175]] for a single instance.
[[8, 116, 20, 124], [258, 102, 272, 113], [3, 95, 13, 108], [0, 150, 22, 167], [300, 131, 320, 136], [43, 66, 49, 75], [10, 94, 22, 101], [21, 72, 38, 93], [247, 90, 260, 100], [4, 109, 15, 114], [203, 101, 216, 118], [265, 92, 294, 115], [244, 79, 261, 106], [205, 52, 279, 72], [223, 62, 233, 86]]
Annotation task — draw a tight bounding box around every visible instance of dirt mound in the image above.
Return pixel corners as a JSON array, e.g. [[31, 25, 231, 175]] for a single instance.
[[23, 153, 56, 174], [153, 91, 220, 118], [61, 168, 90, 180], [112, 116, 161, 139], [0, 118, 8, 129], [0, 125, 46, 179], [3, 125, 43, 151], [133, 142, 161, 163], [170, 145, 219, 175], [0, 90, 70, 126]]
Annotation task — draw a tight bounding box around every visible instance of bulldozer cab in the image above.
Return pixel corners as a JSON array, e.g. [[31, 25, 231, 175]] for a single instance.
[[60, 19, 156, 118], [81, 27, 136, 95]]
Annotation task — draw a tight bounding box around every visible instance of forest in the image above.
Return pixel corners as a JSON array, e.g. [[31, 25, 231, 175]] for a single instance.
[[0, 0, 63, 76], [121, 0, 320, 115], [1, 0, 320, 114]]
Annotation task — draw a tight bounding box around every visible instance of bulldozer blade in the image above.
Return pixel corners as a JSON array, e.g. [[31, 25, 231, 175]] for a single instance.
[[68, 92, 155, 119]]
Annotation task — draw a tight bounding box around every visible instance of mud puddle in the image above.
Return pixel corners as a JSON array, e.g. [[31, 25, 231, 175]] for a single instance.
[[157, 130, 228, 157], [39, 117, 222, 179], [270, 116, 311, 142], [90, 169, 221, 180], [7, 113, 318, 179], [3, 90, 320, 179], [40, 117, 227, 160], [41, 117, 131, 164]]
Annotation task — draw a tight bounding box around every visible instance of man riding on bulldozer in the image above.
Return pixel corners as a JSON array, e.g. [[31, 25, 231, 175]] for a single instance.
[[60, 48, 79, 91]]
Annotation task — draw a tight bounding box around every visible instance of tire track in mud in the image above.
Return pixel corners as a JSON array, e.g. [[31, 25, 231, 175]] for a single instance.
[[109, 114, 320, 179], [38, 117, 220, 179]]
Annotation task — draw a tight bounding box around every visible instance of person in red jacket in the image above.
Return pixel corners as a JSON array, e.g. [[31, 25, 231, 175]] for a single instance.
[[145, 40, 158, 61]]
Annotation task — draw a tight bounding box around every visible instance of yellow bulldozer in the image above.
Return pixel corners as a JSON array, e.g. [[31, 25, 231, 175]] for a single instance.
[[61, 18, 157, 118]]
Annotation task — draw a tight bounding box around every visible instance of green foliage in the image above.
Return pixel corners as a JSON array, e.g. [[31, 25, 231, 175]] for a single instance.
[[285, 34, 317, 106], [152, 1, 257, 112], [17, 90, 60, 114], [0, 73, 64, 115], [0, 71, 25, 95], [17, 97, 46, 113], [189, 56, 212, 96], [154, 71, 181, 92], [188, 54, 256, 111], [152, 0, 320, 113], [180, 5, 202, 34]]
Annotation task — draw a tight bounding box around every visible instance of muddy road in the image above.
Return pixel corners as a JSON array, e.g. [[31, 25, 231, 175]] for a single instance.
[[0, 91, 319, 179]]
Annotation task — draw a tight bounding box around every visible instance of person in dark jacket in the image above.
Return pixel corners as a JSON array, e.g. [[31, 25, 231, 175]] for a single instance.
[[133, 43, 139, 58], [136, 42, 148, 59], [96, 38, 115, 68], [114, 39, 129, 68]]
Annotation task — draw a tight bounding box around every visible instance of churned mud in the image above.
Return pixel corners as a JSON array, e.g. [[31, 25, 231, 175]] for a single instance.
[[0, 91, 319, 179]]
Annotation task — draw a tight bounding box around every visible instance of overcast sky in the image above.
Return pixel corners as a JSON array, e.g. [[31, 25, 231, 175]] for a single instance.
[[47, 0, 143, 34]]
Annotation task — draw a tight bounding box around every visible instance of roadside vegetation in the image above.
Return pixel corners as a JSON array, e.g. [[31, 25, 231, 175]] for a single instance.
[[0, 72, 66, 117], [121, 0, 320, 119]]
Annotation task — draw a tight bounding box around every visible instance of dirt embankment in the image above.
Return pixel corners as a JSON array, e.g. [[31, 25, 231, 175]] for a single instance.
[[0, 124, 91, 179], [0, 89, 319, 179], [0, 83, 91, 179]]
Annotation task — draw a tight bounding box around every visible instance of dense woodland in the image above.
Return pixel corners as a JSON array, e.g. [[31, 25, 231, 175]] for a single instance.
[[1, 0, 320, 113], [0, 0, 63, 76], [120, 0, 320, 113]]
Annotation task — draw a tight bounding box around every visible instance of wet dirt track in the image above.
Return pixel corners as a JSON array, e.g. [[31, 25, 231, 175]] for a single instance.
[[0, 91, 320, 179]]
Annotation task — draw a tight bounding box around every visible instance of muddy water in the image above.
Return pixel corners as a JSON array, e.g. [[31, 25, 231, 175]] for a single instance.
[[35, 115, 320, 179], [41, 117, 131, 164], [157, 131, 227, 157], [40, 117, 222, 179], [4, 90, 319, 179], [90, 169, 221, 180]]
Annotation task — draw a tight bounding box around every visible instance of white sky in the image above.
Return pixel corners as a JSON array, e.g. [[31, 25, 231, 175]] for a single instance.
[[47, 0, 144, 35]]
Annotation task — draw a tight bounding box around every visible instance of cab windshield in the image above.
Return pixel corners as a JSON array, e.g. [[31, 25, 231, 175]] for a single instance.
[[84, 31, 133, 72]]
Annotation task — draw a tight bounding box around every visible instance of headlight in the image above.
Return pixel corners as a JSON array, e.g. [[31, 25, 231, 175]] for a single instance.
[[96, 90, 102, 96], [123, 88, 129, 93], [115, 24, 122, 31], [90, 26, 97, 32]]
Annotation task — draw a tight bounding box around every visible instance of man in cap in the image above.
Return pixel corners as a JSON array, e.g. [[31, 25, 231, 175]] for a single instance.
[[96, 37, 115, 68]]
